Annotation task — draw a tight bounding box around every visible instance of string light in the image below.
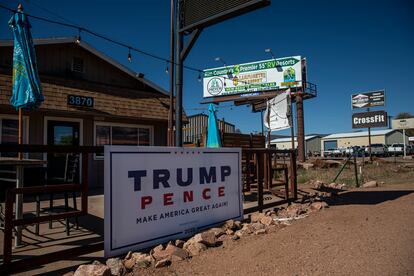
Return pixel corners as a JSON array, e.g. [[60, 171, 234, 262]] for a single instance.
[[198, 72, 202, 82], [127, 47, 132, 62], [75, 28, 81, 44], [165, 62, 169, 74]]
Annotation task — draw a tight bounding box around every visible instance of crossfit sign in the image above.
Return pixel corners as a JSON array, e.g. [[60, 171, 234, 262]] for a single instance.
[[352, 110, 388, 129], [104, 146, 242, 257]]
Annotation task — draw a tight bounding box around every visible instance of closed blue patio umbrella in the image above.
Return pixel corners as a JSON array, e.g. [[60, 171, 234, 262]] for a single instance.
[[206, 104, 221, 148], [8, 4, 43, 149]]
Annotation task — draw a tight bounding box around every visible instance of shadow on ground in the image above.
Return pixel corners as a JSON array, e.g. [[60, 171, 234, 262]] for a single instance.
[[326, 190, 414, 206]]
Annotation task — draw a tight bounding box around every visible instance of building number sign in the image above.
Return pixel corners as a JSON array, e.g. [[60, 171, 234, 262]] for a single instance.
[[67, 95, 94, 108]]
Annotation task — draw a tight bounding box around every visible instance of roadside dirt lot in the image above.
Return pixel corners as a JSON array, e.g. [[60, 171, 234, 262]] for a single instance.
[[135, 183, 414, 276]]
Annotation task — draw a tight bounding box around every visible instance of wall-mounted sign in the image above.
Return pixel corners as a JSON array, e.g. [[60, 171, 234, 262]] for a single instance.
[[352, 110, 387, 129], [203, 56, 303, 98], [67, 95, 94, 108], [409, 137, 414, 142], [392, 118, 414, 129], [104, 146, 243, 257], [351, 90, 385, 109]]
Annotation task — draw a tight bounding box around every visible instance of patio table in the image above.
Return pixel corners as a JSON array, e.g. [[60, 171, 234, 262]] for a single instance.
[[0, 157, 46, 247]]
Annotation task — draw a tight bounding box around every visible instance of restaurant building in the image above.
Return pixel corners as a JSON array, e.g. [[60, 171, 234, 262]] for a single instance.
[[0, 37, 171, 188]]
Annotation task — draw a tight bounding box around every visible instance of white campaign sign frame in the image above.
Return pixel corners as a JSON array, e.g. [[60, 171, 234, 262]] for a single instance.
[[104, 146, 243, 257]]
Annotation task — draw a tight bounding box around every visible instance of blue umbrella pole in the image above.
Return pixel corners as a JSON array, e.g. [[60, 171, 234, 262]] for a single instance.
[[18, 108, 23, 160]]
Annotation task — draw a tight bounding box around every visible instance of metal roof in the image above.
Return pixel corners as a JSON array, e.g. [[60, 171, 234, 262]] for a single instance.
[[322, 129, 396, 140], [270, 135, 319, 143], [0, 37, 168, 95]]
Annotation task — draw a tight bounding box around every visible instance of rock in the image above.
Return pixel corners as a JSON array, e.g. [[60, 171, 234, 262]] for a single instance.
[[254, 229, 267, 235], [225, 229, 234, 235], [124, 251, 132, 260], [62, 272, 74, 276], [260, 216, 274, 226], [175, 239, 185, 248], [234, 220, 242, 230], [309, 201, 329, 211], [123, 258, 135, 270], [186, 242, 207, 256], [223, 219, 237, 230], [209, 227, 225, 238], [231, 235, 240, 241], [152, 244, 188, 261], [154, 258, 171, 268], [135, 260, 151, 268], [311, 180, 325, 190], [234, 230, 245, 238], [123, 252, 152, 270], [92, 260, 104, 266], [250, 212, 266, 223], [251, 222, 266, 231], [152, 244, 164, 255], [363, 180, 378, 188], [241, 223, 255, 234], [286, 204, 306, 217], [106, 258, 124, 276], [194, 231, 217, 247], [74, 264, 111, 276]]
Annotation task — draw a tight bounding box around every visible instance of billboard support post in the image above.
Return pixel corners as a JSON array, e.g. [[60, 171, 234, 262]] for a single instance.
[[296, 92, 305, 162], [367, 108, 372, 161]]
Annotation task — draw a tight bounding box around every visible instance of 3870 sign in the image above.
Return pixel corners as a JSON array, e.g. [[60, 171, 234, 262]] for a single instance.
[[67, 95, 94, 107]]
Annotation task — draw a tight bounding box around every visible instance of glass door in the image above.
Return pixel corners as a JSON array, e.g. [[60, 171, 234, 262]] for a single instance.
[[47, 120, 80, 182]]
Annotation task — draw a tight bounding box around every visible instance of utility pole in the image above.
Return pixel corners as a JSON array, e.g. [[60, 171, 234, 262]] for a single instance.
[[175, 0, 183, 147]]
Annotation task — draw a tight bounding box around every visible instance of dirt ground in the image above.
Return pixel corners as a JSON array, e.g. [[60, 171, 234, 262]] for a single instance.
[[134, 183, 414, 276]]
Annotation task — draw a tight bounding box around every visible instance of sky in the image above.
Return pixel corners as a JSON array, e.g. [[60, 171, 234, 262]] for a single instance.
[[1, 0, 413, 135]]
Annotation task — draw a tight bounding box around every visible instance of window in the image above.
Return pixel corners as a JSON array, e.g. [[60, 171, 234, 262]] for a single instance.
[[94, 123, 152, 158], [0, 116, 29, 157]]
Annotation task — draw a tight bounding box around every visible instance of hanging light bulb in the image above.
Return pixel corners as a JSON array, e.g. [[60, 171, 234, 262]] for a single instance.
[[128, 48, 132, 62], [198, 72, 202, 82], [165, 62, 169, 74], [76, 28, 81, 44]]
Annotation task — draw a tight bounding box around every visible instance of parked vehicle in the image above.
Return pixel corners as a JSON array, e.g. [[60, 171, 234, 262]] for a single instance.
[[388, 143, 404, 155], [365, 144, 388, 157]]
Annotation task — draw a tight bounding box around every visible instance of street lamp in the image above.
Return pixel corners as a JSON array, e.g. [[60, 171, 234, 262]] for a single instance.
[[265, 48, 282, 72]]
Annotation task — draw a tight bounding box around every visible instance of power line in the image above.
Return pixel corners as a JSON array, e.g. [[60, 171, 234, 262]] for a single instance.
[[1, 3, 264, 87], [0, 3, 202, 73]]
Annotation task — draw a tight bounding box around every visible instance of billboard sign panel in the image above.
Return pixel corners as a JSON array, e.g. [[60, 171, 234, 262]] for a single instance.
[[182, 0, 270, 32], [203, 56, 302, 98], [352, 110, 388, 129], [104, 146, 243, 257], [351, 90, 385, 109], [392, 118, 414, 129], [263, 92, 291, 131]]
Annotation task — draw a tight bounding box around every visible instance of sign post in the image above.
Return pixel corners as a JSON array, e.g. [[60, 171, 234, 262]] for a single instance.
[[392, 118, 414, 158], [351, 90, 386, 162]]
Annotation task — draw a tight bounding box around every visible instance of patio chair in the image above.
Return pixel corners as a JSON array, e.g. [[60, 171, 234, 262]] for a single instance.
[[35, 153, 79, 236]]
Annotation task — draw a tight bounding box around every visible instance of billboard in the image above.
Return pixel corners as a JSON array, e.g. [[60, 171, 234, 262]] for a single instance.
[[352, 110, 388, 129], [392, 118, 414, 129], [203, 56, 303, 98], [351, 90, 385, 109], [104, 146, 243, 257], [181, 0, 270, 32]]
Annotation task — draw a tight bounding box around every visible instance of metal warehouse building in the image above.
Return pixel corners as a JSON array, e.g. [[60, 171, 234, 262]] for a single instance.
[[270, 135, 323, 155], [321, 129, 408, 154]]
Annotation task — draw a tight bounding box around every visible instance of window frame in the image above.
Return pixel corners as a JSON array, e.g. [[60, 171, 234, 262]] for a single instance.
[[93, 121, 154, 160], [0, 114, 30, 157]]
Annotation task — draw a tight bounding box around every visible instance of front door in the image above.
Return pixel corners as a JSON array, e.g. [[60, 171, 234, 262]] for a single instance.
[[47, 120, 80, 182]]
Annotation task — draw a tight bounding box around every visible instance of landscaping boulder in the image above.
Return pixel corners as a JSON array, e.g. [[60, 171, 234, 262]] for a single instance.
[[186, 242, 207, 256], [74, 264, 111, 276], [309, 201, 329, 211], [260, 216, 274, 226], [250, 212, 266, 223], [106, 258, 125, 276]]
